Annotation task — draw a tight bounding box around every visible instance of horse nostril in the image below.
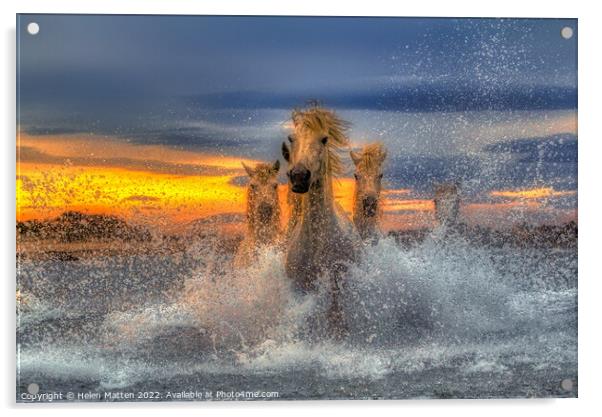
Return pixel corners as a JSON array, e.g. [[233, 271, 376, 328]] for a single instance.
[[290, 167, 311, 183], [289, 166, 311, 193]]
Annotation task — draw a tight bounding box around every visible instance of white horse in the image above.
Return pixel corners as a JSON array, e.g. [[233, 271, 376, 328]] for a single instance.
[[351, 143, 387, 241], [281, 106, 361, 339], [233, 160, 281, 268]]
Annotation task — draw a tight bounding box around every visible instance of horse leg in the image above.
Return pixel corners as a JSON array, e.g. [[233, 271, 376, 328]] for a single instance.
[[326, 266, 349, 340]]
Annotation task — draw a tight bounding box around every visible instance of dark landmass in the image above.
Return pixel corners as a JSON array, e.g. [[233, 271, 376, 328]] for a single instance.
[[389, 221, 577, 249], [16, 211, 244, 261], [181, 213, 245, 236], [17, 211, 152, 243], [17, 211, 577, 261]]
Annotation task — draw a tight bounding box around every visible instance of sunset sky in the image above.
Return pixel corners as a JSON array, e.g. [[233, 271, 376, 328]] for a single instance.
[[16, 15, 577, 231]]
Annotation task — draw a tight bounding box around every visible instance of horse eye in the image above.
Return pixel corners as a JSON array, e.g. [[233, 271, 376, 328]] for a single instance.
[[250, 184, 257, 190], [321, 136, 328, 145], [354, 173, 359, 180], [288, 135, 295, 143], [272, 184, 278, 190], [378, 174, 384, 179]]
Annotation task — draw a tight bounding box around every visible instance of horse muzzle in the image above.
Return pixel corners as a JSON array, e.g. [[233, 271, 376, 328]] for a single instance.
[[362, 196, 378, 217], [258, 202, 274, 220], [288, 166, 311, 194]]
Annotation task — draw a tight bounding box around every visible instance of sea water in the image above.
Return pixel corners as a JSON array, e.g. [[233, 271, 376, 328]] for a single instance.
[[16, 232, 577, 401]]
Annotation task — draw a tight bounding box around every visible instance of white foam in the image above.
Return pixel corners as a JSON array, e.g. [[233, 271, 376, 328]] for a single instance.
[[18, 231, 577, 390]]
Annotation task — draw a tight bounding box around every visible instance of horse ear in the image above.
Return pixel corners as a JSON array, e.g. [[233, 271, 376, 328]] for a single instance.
[[281, 142, 290, 162], [350, 150, 361, 166], [241, 162, 254, 177], [272, 160, 280, 173]]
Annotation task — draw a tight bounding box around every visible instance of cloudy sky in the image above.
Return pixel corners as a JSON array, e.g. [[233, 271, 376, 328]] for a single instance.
[[16, 15, 577, 229]]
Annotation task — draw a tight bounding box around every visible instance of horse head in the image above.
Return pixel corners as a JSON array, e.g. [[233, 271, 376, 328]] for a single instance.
[[282, 106, 349, 194], [351, 143, 387, 219], [241, 160, 281, 225]]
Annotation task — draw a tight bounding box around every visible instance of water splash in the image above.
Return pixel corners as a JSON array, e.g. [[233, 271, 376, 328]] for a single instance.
[[17, 230, 577, 398]]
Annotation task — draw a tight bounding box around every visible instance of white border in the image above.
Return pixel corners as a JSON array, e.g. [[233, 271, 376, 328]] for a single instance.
[[2, 1, 601, 416], [3, 0, 584, 18]]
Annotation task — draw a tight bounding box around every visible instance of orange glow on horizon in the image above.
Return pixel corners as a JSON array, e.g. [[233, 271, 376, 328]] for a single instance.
[[383, 189, 412, 197], [490, 187, 576, 200], [465, 201, 541, 211], [17, 133, 262, 171], [17, 163, 247, 225], [383, 199, 435, 212], [16, 157, 428, 228], [16, 133, 577, 231]]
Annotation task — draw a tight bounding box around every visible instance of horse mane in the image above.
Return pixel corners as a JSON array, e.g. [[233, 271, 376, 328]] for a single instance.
[[292, 106, 350, 177], [357, 142, 386, 171]]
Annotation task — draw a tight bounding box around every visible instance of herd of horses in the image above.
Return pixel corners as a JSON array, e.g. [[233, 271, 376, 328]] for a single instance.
[[232, 105, 388, 339]]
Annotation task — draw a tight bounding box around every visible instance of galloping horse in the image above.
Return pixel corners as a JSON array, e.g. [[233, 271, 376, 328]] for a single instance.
[[351, 143, 387, 241], [433, 182, 461, 229], [281, 106, 361, 339], [233, 160, 281, 268]]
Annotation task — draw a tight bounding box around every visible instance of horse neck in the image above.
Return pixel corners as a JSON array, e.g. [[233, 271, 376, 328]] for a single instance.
[[353, 209, 379, 239], [247, 206, 279, 245], [286, 190, 302, 235], [353, 189, 380, 239], [300, 173, 336, 228]]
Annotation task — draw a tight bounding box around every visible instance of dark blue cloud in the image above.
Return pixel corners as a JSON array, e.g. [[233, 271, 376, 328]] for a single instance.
[[18, 15, 577, 111], [18, 15, 577, 134], [385, 155, 480, 192], [385, 133, 577, 197], [480, 134, 577, 192], [188, 83, 576, 112], [483, 133, 577, 163]]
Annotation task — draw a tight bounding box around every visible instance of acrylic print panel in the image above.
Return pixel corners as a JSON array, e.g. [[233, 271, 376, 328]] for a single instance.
[[16, 14, 577, 402]]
